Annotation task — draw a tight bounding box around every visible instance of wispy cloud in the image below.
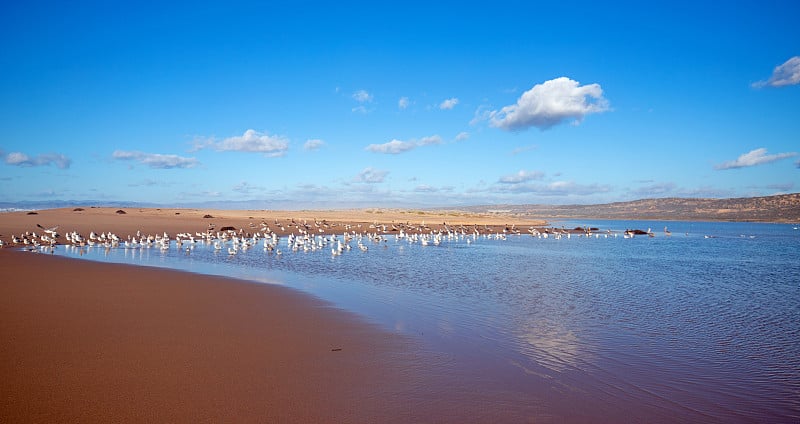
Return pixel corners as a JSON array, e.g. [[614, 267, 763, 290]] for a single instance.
[[489, 77, 610, 131], [112, 150, 199, 169], [496, 180, 611, 196], [414, 185, 437, 193], [354, 167, 388, 183], [455, 131, 469, 141], [352, 89, 373, 103], [498, 170, 545, 184], [365, 135, 442, 154], [493, 169, 607, 197], [764, 182, 794, 192], [128, 178, 171, 187], [398, 96, 410, 110], [629, 182, 677, 197], [232, 181, 264, 194], [511, 144, 538, 155], [4, 152, 71, 169], [303, 139, 325, 151], [714, 148, 797, 170], [194, 129, 289, 158], [439, 97, 459, 110], [752, 56, 800, 88]]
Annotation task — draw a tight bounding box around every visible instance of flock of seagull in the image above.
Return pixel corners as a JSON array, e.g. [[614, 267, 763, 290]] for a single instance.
[[1, 218, 674, 257]]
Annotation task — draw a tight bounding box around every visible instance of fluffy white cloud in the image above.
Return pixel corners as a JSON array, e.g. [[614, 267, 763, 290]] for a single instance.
[[195, 129, 289, 157], [455, 131, 470, 141], [365, 135, 442, 154], [489, 77, 610, 131], [498, 170, 545, 184], [354, 167, 388, 183], [352, 89, 373, 103], [398, 96, 410, 109], [752, 56, 800, 88], [439, 97, 459, 110], [112, 150, 199, 169], [714, 148, 797, 170], [303, 139, 325, 151], [4, 152, 71, 169]]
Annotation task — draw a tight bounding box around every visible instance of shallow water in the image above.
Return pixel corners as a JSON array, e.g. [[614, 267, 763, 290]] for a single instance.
[[50, 221, 800, 422]]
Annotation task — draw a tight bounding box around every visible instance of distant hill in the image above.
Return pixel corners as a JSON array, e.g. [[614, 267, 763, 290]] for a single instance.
[[460, 193, 800, 223], [3, 193, 799, 223]]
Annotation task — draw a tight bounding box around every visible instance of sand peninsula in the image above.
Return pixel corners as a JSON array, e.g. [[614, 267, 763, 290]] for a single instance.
[[1, 207, 559, 423], [0, 206, 549, 244]]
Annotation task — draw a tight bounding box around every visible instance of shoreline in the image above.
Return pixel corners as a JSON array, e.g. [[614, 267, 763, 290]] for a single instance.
[[2, 248, 524, 422]]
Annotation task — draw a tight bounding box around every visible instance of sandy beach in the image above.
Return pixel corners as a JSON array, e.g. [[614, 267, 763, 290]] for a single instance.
[[0, 207, 545, 423]]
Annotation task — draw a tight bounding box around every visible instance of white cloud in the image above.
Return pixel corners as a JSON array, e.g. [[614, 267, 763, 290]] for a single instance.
[[439, 97, 459, 110], [498, 170, 545, 184], [714, 148, 797, 170], [398, 96, 410, 109], [352, 89, 373, 103], [455, 131, 470, 141], [365, 135, 442, 154], [418, 135, 442, 146], [489, 77, 610, 131], [365, 139, 417, 154], [354, 167, 388, 183], [752, 56, 800, 88], [303, 139, 325, 151], [4, 152, 71, 169], [112, 150, 199, 169], [195, 129, 289, 157]]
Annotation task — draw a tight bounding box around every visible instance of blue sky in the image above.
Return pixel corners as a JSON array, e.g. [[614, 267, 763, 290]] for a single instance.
[[1, 1, 798, 208]]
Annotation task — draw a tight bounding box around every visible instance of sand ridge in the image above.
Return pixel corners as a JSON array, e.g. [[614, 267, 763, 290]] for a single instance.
[[0, 206, 547, 246]]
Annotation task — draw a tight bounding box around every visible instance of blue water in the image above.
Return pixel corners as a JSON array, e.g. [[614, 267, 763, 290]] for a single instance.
[[49, 220, 800, 422]]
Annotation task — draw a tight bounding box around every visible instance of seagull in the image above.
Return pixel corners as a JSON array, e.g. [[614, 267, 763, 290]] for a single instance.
[[36, 224, 60, 240]]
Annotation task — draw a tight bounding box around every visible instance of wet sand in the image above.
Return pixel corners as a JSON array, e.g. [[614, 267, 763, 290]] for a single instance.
[[0, 249, 439, 422]]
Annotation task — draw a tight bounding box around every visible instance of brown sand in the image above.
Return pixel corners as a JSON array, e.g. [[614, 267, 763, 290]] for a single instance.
[[0, 249, 437, 422], [0, 208, 547, 423]]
